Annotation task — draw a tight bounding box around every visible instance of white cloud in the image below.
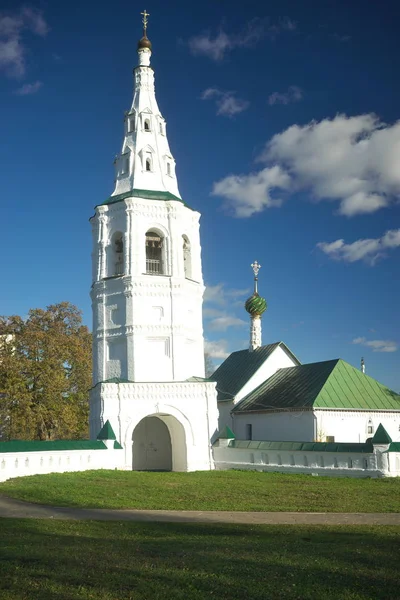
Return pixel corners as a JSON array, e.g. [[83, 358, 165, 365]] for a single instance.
[[317, 229, 400, 264], [14, 80, 42, 95], [204, 339, 230, 360], [208, 316, 247, 332], [212, 114, 400, 217], [201, 88, 249, 117], [188, 17, 296, 62], [0, 7, 48, 78], [352, 337, 398, 353], [268, 85, 303, 105], [212, 166, 291, 217]]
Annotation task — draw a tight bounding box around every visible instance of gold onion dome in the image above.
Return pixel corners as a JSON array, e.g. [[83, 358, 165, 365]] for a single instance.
[[138, 35, 152, 50], [245, 293, 267, 316]]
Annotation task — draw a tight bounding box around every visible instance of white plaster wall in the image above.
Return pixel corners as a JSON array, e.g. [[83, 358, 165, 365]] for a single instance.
[[233, 411, 315, 442], [0, 446, 125, 483], [90, 380, 219, 472], [234, 345, 299, 405], [315, 410, 400, 443], [213, 443, 400, 478], [91, 198, 206, 384], [217, 401, 234, 431]]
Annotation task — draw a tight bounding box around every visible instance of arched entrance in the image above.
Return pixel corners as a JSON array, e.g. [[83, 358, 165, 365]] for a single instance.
[[132, 414, 187, 471]]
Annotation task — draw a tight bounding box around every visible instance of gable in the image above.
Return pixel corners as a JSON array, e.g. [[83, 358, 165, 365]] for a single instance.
[[211, 342, 300, 402]]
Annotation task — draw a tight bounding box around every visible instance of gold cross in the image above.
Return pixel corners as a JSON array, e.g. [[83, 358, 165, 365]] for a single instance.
[[141, 9, 150, 34]]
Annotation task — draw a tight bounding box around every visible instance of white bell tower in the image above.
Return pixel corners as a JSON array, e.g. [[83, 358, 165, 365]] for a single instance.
[[89, 12, 218, 472], [90, 14, 205, 385]]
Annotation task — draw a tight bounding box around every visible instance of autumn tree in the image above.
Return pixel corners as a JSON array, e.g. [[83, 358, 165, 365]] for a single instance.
[[0, 302, 91, 441]]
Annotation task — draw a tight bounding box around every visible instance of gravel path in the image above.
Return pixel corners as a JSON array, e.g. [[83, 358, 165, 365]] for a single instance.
[[1, 496, 399, 524]]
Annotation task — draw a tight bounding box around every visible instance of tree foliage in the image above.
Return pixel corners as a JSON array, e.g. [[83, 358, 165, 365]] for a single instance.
[[0, 302, 91, 441]]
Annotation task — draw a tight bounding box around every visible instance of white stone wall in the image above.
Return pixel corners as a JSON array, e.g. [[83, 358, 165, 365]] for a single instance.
[[233, 410, 315, 442], [0, 446, 125, 483], [213, 441, 400, 478], [91, 198, 206, 384], [90, 380, 219, 472], [217, 345, 299, 432], [315, 410, 400, 443]]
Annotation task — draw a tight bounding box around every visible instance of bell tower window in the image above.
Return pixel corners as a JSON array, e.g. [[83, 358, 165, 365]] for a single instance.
[[182, 235, 192, 279], [144, 119, 150, 131], [128, 117, 135, 133], [108, 232, 124, 277], [146, 158, 151, 172], [167, 162, 171, 176], [146, 231, 164, 275]]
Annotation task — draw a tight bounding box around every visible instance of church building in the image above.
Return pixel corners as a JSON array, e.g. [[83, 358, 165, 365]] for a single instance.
[[89, 13, 219, 472], [88, 13, 400, 474]]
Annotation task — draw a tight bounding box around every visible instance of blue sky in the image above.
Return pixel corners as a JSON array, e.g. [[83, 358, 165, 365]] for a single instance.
[[1, 0, 399, 390]]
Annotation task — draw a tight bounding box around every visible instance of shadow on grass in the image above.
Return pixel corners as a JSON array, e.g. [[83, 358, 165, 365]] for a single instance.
[[0, 519, 399, 600]]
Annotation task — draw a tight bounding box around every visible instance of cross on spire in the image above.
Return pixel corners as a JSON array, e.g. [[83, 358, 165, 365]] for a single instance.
[[141, 9, 150, 35], [251, 261, 261, 294]]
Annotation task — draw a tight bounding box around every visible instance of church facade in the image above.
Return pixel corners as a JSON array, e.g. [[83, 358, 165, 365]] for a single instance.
[[89, 18, 218, 472]]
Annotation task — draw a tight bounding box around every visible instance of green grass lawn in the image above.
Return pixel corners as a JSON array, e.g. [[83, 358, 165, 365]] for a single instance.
[[0, 519, 399, 600], [1, 470, 400, 512]]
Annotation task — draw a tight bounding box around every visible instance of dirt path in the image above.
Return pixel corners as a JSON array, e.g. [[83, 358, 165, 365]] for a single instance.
[[0, 495, 399, 524]]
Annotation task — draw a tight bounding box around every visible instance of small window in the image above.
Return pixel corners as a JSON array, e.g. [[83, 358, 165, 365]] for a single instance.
[[146, 158, 151, 172], [182, 235, 192, 279], [367, 419, 374, 435], [146, 231, 163, 275], [348, 458, 353, 469], [303, 455, 308, 467], [363, 458, 368, 469], [144, 119, 150, 131], [159, 122, 163, 134], [277, 454, 282, 466], [246, 424, 252, 441], [121, 153, 129, 175], [128, 117, 135, 133], [167, 162, 171, 176], [334, 457, 338, 468], [319, 455, 324, 468]]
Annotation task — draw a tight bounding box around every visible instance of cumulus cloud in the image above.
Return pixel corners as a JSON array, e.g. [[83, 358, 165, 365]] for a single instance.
[[317, 229, 400, 264], [204, 339, 230, 360], [212, 166, 291, 217], [14, 80, 42, 95], [201, 88, 249, 117], [204, 283, 249, 332], [0, 7, 48, 78], [188, 17, 296, 62], [208, 315, 247, 332], [213, 113, 400, 217], [352, 337, 398, 353], [268, 85, 303, 106]]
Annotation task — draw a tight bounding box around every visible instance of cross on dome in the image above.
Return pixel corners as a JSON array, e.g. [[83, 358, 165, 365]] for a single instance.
[[141, 9, 150, 35]]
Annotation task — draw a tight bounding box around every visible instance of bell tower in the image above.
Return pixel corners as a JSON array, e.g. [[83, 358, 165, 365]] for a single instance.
[[90, 12, 206, 386]]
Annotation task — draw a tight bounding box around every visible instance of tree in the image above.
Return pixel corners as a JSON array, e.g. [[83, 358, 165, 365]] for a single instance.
[[204, 353, 216, 378], [0, 302, 91, 441]]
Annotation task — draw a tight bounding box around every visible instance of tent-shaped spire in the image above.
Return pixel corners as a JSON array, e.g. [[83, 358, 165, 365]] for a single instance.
[[97, 420, 117, 441], [372, 423, 392, 444]]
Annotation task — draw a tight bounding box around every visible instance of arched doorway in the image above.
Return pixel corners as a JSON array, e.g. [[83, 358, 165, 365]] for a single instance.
[[132, 415, 187, 471]]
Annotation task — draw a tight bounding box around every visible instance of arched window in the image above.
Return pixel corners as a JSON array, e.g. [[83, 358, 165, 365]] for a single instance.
[[109, 232, 124, 276], [146, 158, 151, 172], [182, 235, 192, 279], [144, 119, 150, 131], [146, 231, 164, 274]]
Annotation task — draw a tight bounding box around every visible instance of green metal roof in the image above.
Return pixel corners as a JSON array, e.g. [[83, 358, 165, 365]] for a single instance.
[[225, 439, 374, 454], [0, 440, 107, 453], [97, 420, 117, 441], [371, 423, 392, 444], [98, 189, 192, 210], [211, 342, 301, 401], [217, 425, 236, 439], [387, 442, 400, 452], [234, 359, 400, 413]]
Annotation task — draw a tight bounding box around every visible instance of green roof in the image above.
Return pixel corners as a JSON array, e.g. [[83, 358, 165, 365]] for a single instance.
[[0, 440, 107, 453], [211, 342, 301, 401], [217, 426, 236, 439], [97, 420, 117, 440], [98, 189, 192, 210], [372, 423, 392, 444], [387, 442, 400, 452], [234, 359, 400, 413], [225, 439, 374, 454]]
